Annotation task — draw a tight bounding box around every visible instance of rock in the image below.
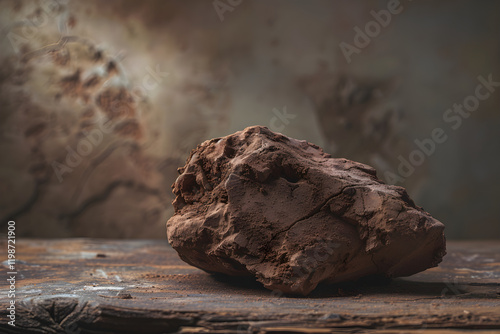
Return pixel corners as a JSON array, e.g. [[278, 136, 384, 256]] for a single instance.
[[166, 126, 446, 295]]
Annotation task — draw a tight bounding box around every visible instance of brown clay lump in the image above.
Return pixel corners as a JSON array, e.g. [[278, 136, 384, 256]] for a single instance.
[[166, 126, 446, 295]]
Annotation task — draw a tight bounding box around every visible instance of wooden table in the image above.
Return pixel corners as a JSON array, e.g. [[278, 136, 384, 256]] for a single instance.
[[0, 239, 499, 333]]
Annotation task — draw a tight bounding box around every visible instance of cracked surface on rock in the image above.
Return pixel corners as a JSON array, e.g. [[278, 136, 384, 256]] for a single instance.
[[166, 126, 446, 295]]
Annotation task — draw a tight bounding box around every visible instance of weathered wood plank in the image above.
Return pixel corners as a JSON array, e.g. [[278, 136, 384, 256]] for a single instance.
[[0, 239, 499, 333]]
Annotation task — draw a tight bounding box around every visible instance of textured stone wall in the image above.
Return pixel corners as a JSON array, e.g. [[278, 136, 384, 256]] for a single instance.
[[0, 0, 499, 238]]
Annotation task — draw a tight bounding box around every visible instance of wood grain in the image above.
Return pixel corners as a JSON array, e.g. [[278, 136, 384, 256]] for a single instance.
[[0, 239, 499, 333]]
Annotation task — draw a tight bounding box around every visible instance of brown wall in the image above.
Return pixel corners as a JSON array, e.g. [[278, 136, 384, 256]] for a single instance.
[[1, 0, 499, 239]]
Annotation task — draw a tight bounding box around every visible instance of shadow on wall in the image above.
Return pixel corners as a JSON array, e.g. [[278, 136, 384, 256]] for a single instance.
[[0, 0, 499, 239]]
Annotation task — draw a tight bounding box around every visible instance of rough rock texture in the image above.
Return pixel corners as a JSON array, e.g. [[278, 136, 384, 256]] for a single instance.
[[0, 1, 232, 238], [166, 126, 446, 295]]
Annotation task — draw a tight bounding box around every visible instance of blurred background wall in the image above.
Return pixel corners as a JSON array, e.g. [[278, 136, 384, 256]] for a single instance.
[[0, 0, 499, 239]]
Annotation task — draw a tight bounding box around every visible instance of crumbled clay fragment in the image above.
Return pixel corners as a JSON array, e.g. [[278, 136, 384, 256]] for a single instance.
[[166, 126, 446, 295]]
